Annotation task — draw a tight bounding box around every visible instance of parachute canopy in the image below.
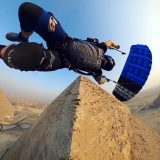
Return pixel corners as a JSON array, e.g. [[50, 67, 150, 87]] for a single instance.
[[112, 44, 152, 102]]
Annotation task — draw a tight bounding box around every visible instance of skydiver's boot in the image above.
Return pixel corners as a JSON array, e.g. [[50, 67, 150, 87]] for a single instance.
[[6, 32, 28, 42]]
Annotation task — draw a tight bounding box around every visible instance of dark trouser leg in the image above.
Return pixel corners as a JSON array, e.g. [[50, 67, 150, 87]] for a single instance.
[[6, 2, 43, 42], [18, 2, 68, 48], [2, 42, 64, 71], [18, 2, 43, 32]]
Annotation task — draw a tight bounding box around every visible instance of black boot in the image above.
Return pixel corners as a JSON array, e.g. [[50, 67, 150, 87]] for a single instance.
[[6, 32, 28, 42]]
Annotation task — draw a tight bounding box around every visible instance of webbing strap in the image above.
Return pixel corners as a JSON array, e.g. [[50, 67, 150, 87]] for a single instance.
[[73, 69, 92, 75]]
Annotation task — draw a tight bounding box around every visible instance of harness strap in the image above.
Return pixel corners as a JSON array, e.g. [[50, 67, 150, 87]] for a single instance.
[[73, 69, 92, 76]]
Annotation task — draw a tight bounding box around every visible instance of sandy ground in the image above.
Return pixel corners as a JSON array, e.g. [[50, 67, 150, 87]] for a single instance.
[[0, 105, 44, 159], [0, 91, 15, 121]]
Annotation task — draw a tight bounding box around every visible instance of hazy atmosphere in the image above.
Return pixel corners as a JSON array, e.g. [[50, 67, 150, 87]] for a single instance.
[[0, 1, 160, 159], [0, 0, 160, 102]]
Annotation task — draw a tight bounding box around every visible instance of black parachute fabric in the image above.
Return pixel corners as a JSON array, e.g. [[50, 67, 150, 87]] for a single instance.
[[112, 44, 152, 101]]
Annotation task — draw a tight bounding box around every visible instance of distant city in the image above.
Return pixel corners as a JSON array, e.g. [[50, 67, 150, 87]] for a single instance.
[[8, 96, 48, 109]]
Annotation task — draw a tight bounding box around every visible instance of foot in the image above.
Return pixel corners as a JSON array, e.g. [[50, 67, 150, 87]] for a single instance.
[[6, 32, 28, 42]]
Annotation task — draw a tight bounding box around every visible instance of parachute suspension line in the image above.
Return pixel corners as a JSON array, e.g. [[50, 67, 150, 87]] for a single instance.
[[109, 79, 117, 83], [105, 77, 117, 84], [108, 47, 127, 55], [107, 80, 142, 85]]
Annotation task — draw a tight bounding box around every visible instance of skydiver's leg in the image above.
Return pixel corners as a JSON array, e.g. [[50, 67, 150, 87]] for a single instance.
[[18, 2, 43, 39], [6, 2, 68, 48], [1, 42, 64, 71], [6, 2, 42, 42]]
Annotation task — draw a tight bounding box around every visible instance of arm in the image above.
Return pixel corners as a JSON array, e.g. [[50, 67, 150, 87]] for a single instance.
[[1, 42, 65, 72]]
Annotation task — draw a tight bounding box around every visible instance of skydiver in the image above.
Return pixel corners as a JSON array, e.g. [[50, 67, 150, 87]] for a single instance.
[[1, 2, 120, 84]]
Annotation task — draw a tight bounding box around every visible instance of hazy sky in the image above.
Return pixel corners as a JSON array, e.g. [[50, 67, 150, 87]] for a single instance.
[[0, 0, 160, 102]]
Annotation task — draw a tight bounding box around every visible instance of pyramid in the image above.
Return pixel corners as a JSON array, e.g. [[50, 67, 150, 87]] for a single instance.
[[0, 90, 14, 120], [152, 94, 160, 108], [3, 76, 160, 160]]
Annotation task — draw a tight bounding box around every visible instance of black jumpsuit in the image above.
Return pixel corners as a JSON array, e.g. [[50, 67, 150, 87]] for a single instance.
[[3, 2, 107, 76]]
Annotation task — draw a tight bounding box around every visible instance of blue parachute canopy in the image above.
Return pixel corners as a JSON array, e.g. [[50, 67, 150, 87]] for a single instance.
[[112, 44, 152, 102]]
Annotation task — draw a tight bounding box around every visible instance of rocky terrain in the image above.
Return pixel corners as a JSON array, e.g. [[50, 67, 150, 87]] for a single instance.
[[126, 87, 160, 133]]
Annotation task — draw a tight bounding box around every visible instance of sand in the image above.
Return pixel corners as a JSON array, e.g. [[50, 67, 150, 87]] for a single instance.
[[0, 90, 15, 120]]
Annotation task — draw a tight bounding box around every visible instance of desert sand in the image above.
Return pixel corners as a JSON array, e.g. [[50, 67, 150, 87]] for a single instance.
[[0, 90, 15, 121], [2, 76, 160, 160]]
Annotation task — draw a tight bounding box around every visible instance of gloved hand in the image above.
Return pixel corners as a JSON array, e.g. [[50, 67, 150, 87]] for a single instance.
[[104, 40, 120, 49]]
